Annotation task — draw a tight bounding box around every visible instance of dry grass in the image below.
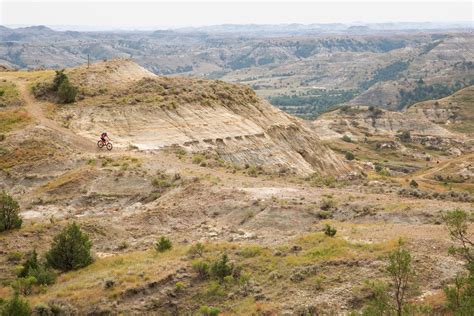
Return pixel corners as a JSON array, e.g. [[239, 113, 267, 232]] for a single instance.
[[0, 108, 31, 133], [36, 166, 95, 195], [23, 230, 396, 311], [29, 248, 186, 308], [0, 139, 54, 170], [0, 80, 23, 107]]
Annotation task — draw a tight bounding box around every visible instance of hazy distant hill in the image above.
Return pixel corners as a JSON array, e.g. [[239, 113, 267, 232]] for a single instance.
[[1, 24, 473, 117]]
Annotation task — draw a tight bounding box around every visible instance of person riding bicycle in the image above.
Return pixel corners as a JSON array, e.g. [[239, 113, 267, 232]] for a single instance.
[[100, 132, 110, 144]]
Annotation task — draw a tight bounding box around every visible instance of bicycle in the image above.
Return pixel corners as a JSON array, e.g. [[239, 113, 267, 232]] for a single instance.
[[97, 139, 113, 151]]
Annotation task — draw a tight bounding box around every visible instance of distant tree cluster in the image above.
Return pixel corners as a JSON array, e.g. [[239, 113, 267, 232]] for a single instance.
[[360, 61, 409, 90], [400, 81, 466, 109], [269, 89, 357, 119]]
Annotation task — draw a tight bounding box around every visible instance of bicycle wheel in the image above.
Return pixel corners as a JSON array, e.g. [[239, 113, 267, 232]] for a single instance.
[[106, 142, 113, 151], [97, 140, 104, 148]]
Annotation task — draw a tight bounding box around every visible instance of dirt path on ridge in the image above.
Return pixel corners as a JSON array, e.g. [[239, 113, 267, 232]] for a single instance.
[[16, 80, 99, 153]]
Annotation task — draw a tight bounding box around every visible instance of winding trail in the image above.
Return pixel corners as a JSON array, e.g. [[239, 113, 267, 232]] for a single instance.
[[16, 80, 98, 153], [412, 152, 474, 182]]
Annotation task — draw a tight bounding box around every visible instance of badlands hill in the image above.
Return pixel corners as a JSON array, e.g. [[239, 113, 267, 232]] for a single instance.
[[313, 85, 474, 141], [407, 85, 474, 137], [39, 59, 348, 176]]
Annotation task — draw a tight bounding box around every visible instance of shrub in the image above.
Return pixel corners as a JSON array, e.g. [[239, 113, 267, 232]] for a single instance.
[[387, 239, 414, 316], [442, 210, 474, 313], [57, 81, 77, 104], [192, 154, 205, 164], [247, 165, 259, 177], [52, 70, 68, 91], [18, 249, 56, 286], [46, 222, 93, 272], [12, 276, 36, 295], [317, 210, 332, 219], [341, 135, 352, 143], [7, 252, 23, 263], [205, 281, 225, 298], [154, 236, 172, 252], [398, 130, 411, 142], [374, 163, 383, 173], [409, 180, 418, 188], [175, 282, 185, 292], [0, 191, 22, 232], [0, 294, 30, 316], [52, 70, 77, 104], [199, 305, 220, 316], [192, 260, 210, 279], [239, 246, 261, 258], [359, 281, 391, 315], [379, 168, 391, 177], [210, 254, 234, 280], [188, 242, 205, 258], [18, 249, 39, 278], [345, 152, 355, 161], [324, 224, 337, 237], [320, 198, 336, 211]]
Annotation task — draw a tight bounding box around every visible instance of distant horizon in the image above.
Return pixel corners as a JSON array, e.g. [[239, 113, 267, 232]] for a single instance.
[[1, 1, 472, 30], [2, 21, 473, 32]]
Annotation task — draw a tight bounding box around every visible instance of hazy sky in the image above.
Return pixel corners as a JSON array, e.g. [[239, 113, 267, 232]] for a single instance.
[[1, 0, 472, 29]]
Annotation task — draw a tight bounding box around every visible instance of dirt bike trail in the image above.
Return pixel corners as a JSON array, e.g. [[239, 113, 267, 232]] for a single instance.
[[16, 80, 98, 153], [408, 152, 474, 188]]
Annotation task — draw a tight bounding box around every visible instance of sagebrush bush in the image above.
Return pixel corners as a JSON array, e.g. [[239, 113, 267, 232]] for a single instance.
[[192, 260, 210, 279], [46, 222, 93, 272], [0, 191, 22, 232], [320, 198, 336, 211], [155, 236, 172, 252], [324, 224, 337, 237], [188, 242, 205, 258]]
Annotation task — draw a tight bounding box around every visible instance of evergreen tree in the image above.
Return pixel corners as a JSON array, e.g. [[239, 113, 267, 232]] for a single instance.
[[0, 191, 22, 232], [46, 222, 93, 272]]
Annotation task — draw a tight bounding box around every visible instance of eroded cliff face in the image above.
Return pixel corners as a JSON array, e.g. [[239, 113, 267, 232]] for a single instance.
[[54, 60, 349, 176], [406, 86, 474, 137], [312, 106, 454, 140]]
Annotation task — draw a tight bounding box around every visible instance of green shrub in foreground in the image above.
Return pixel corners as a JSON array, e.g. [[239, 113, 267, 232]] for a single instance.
[[46, 222, 93, 272], [0, 191, 22, 232], [155, 236, 172, 252], [0, 293, 30, 316]]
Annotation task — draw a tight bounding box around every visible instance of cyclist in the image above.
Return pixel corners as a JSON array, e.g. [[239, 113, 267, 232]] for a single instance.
[[100, 131, 110, 144]]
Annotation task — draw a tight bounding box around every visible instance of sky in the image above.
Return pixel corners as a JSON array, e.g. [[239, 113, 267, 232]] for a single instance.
[[1, 0, 472, 30]]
